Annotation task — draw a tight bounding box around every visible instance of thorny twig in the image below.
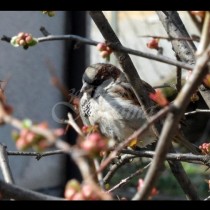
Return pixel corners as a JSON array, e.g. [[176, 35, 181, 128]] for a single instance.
[[7, 149, 64, 160], [108, 163, 151, 193]]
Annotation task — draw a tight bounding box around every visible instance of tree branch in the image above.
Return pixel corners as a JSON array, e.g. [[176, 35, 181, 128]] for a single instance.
[[121, 149, 210, 166], [35, 30, 195, 70], [7, 149, 64, 160], [0, 143, 14, 184], [108, 163, 151, 193], [1, 31, 195, 70], [167, 145, 199, 200], [0, 180, 64, 200], [103, 154, 135, 184], [185, 109, 210, 116]]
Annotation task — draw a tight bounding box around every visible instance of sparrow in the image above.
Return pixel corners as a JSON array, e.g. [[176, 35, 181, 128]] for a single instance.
[[79, 63, 200, 153]]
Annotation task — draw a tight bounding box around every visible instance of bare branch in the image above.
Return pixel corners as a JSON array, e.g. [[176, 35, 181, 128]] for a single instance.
[[176, 55, 182, 92], [187, 11, 203, 32], [138, 35, 200, 42], [185, 109, 210, 116], [167, 145, 199, 200], [103, 154, 135, 184], [0, 143, 14, 184], [7, 149, 64, 160], [36, 33, 194, 70], [108, 163, 151, 193], [204, 195, 210, 201], [65, 112, 84, 137], [121, 149, 210, 167], [0, 180, 64, 200], [1, 29, 195, 70], [196, 12, 210, 56]]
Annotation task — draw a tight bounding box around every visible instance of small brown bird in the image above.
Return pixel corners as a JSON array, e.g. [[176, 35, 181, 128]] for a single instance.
[[79, 63, 199, 153]]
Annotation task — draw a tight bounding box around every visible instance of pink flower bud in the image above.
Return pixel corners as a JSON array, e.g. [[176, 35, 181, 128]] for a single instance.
[[96, 43, 107, 51], [65, 179, 81, 200], [25, 132, 35, 143], [25, 35, 33, 44], [149, 89, 168, 107], [16, 138, 28, 150], [81, 133, 107, 155], [37, 139, 49, 150], [20, 129, 29, 138], [17, 32, 24, 38], [19, 39, 26, 46], [65, 188, 77, 200], [54, 128, 65, 136], [82, 125, 89, 133], [146, 38, 159, 49], [106, 46, 113, 54], [71, 192, 85, 200], [87, 132, 102, 143]]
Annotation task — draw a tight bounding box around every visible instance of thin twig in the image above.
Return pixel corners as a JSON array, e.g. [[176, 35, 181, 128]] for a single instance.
[[40, 26, 51, 36], [103, 154, 135, 184], [167, 145, 199, 200], [108, 43, 193, 70], [176, 55, 182, 92], [196, 12, 210, 56], [204, 195, 210, 201], [45, 58, 72, 101], [7, 149, 64, 160], [108, 163, 151, 193], [93, 158, 104, 189], [0, 143, 15, 184], [37, 33, 194, 70], [185, 109, 210, 116], [187, 11, 203, 33], [65, 112, 84, 137], [138, 35, 199, 42], [121, 149, 210, 167], [1, 32, 195, 71], [0, 180, 64, 200], [153, 84, 176, 89]]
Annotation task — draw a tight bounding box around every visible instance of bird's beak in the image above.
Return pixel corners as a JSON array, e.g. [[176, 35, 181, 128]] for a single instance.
[[80, 83, 93, 93]]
